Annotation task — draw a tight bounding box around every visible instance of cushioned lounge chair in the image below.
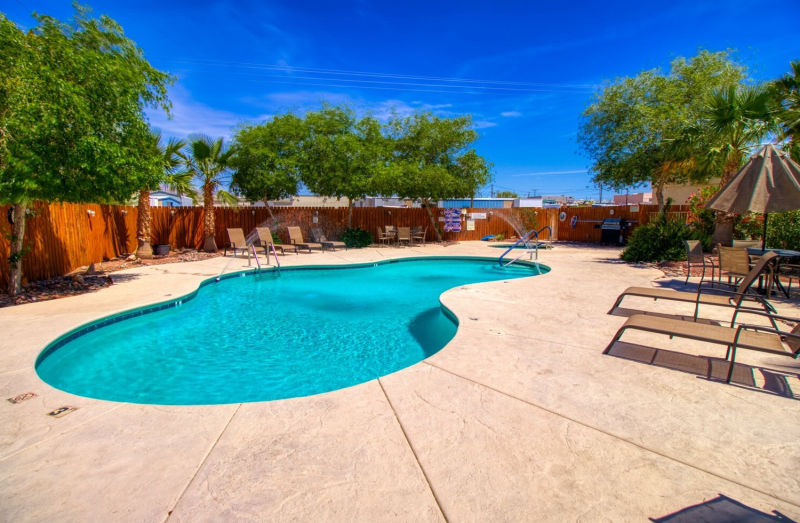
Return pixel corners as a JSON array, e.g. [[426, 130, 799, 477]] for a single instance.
[[604, 311, 800, 383], [255, 226, 297, 255], [287, 226, 320, 252], [311, 227, 347, 251], [225, 228, 250, 257], [609, 251, 779, 327]]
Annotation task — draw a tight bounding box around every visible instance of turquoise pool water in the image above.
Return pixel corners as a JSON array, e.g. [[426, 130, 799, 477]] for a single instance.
[[36, 257, 548, 405]]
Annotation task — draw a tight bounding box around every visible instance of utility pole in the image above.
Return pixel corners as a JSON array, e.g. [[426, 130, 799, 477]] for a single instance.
[[598, 184, 603, 204], [490, 183, 494, 198]]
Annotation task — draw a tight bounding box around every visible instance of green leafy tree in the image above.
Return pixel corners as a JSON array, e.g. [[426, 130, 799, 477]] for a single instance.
[[229, 114, 305, 220], [299, 105, 387, 228], [0, 7, 171, 295], [136, 133, 195, 258], [380, 112, 491, 241], [578, 50, 745, 210], [495, 190, 518, 198], [184, 136, 236, 252]]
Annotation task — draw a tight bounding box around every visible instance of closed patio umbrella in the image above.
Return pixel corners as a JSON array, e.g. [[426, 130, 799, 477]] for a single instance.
[[706, 144, 800, 249]]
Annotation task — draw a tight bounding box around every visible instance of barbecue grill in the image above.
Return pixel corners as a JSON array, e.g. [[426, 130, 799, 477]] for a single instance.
[[599, 218, 627, 245]]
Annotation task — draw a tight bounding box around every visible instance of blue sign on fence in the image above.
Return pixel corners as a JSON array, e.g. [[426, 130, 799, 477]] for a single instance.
[[443, 208, 461, 232]]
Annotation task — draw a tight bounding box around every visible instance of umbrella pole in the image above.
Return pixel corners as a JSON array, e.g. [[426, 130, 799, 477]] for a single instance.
[[761, 212, 768, 250]]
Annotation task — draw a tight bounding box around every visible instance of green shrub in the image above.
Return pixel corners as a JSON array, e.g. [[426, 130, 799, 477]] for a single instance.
[[767, 210, 800, 250], [494, 233, 505, 242], [621, 206, 690, 262], [340, 228, 373, 248]]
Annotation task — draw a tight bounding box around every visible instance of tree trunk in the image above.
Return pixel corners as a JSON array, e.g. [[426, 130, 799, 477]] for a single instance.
[[424, 200, 442, 242], [265, 202, 275, 221], [203, 184, 217, 252], [7, 203, 27, 296], [136, 189, 153, 259], [654, 181, 666, 213], [347, 200, 353, 229], [711, 159, 741, 247]]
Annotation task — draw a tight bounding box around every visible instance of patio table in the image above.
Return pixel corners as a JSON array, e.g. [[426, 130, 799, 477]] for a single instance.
[[747, 248, 800, 298]]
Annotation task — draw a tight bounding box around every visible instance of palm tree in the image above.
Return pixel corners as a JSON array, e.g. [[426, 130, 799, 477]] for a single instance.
[[703, 85, 775, 245], [771, 60, 800, 159], [184, 136, 237, 252], [136, 134, 195, 258]]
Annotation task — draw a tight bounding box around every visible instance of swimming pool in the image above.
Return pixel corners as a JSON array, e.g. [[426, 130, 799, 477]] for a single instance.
[[36, 257, 548, 405]]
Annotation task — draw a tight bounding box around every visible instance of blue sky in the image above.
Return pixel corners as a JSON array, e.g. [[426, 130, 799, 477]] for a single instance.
[[4, 1, 799, 199]]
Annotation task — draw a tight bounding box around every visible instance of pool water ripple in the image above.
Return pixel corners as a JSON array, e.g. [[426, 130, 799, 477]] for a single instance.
[[36, 257, 548, 405]]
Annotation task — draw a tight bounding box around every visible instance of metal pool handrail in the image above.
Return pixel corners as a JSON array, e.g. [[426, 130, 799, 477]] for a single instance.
[[498, 225, 553, 266]]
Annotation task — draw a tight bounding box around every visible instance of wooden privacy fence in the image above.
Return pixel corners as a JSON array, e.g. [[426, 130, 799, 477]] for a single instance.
[[0, 202, 687, 286]]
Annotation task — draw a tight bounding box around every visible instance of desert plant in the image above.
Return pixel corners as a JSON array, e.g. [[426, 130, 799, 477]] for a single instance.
[[621, 202, 690, 262], [340, 228, 372, 248]]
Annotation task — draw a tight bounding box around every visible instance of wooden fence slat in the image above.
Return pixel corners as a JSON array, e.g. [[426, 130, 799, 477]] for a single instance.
[[0, 202, 686, 286]]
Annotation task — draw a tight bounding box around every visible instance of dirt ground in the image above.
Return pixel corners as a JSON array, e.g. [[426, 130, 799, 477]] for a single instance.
[[0, 249, 222, 308]]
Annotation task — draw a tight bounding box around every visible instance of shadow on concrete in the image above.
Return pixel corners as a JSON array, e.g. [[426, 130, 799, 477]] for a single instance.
[[650, 493, 795, 522], [607, 341, 799, 400]]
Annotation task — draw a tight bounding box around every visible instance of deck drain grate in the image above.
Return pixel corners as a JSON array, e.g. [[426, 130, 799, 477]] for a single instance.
[[7, 392, 37, 404], [47, 406, 77, 418]]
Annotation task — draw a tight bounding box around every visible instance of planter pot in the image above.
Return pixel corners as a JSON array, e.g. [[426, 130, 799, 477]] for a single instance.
[[153, 244, 170, 256]]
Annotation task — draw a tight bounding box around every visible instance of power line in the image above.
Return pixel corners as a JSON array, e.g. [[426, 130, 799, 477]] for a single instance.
[[164, 58, 597, 92]]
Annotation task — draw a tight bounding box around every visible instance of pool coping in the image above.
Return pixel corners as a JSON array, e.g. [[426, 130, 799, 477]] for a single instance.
[[1, 242, 799, 521]]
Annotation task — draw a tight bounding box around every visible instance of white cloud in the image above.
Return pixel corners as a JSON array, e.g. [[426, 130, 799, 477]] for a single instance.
[[472, 120, 498, 129], [145, 87, 268, 140], [501, 111, 522, 117]]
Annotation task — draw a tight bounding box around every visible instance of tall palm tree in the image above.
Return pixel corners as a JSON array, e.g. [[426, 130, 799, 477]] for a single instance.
[[771, 60, 800, 159], [184, 136, 237, 252], [136, 133, 195, 258], [703, 85, 775, 245]]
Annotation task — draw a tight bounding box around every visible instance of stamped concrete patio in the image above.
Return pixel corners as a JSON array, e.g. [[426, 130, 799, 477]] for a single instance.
[[1, 242, 798, 521]]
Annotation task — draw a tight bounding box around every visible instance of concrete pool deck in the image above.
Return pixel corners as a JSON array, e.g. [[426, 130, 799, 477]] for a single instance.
[[1, 241, 798, 521]]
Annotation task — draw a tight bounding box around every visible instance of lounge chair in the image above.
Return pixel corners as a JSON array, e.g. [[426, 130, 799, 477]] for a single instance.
[[225, 228, 250, 257], [684, 239, 716, 285], [609, 251, 779, 327], [604, 311, 800, 383], [287, 226, 321, 252], [311, 227, 347, 251], [255, 226, 297, 255], [397, 227, 411, 246]]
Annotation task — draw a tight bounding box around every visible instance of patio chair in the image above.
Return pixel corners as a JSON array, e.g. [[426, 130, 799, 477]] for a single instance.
[[311, 227, 347, 251], [411, 226, 428, 245], [684, 240, 716, 286], [609, 251, 779, 327], [287, 226, 320, 252], [397, 227, 411, 246], [717, 245, 752, 286], [376, 226, 394, 246], [225, 228, 250, 257], [603, 311, 800, 384], [255, 226, 297, 255]]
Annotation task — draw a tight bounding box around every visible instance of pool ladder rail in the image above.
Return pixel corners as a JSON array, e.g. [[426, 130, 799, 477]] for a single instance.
[[216, 241, 281, 281], [498, 226, 553, 267]]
